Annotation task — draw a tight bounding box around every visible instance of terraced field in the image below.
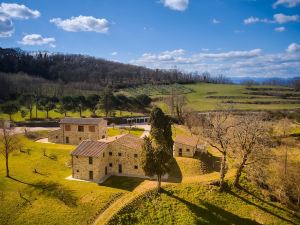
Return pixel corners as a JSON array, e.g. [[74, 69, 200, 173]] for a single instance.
[[120, 83, 300, 112]]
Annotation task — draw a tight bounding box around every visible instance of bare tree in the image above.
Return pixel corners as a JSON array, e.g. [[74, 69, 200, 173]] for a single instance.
[[0, 120, 19, 177], [231, 115, 273, 187], [196, 105, 235, 190]]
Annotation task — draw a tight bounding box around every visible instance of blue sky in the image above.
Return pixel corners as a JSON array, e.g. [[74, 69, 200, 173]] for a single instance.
[[0, 0, 300, 77]]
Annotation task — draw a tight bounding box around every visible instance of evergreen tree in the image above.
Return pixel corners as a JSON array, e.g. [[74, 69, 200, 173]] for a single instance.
[[141, 107, 173, 193]]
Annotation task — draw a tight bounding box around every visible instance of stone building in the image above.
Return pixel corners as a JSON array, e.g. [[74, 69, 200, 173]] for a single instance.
[[70, 133, 146, 182], [173, 135, 206, 158], [48, 117, 107, 145]]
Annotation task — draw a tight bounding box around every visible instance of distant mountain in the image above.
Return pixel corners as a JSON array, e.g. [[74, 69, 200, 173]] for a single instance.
[[230, 76, 300, 86]]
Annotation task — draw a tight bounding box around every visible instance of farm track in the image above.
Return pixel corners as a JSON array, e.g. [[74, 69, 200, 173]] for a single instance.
[[93, 170, 235, 225]]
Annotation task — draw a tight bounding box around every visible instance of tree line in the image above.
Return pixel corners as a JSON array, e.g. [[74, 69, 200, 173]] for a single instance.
[[0, 87, 152, 121]]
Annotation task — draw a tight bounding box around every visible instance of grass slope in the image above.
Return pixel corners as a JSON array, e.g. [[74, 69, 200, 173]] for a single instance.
[[0, 135, 138, 225], [108, 182, 300, 225], [122, 83, 300, 112]]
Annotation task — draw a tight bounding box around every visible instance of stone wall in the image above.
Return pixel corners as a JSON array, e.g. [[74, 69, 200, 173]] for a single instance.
[[48, 129, 63, 143], [173, 142, 196, 158], [49, 122, 107, 145], [71, 142, 145, 182]]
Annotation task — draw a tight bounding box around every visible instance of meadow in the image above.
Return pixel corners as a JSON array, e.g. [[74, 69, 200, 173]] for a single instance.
[[108, 182, 300, 225], [0, 134, 140, 225], [121, 83, 300, 112]]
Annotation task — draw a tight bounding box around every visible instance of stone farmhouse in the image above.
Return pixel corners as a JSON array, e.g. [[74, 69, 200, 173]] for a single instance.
[[173, 135, 206, 157], [49, 117, 107, 145], [70, 133, 146, 182]]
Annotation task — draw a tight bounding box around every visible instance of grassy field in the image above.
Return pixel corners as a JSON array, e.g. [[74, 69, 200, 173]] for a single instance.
[[120, 83, 300, 112], [0, 105, 143, 122], [108, 182, 300, 225], [0, 135, 143, 225], [108, 127, 145, 137]]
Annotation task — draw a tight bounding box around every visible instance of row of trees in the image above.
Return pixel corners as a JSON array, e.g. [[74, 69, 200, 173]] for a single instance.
[[0, 88, 152, 121]]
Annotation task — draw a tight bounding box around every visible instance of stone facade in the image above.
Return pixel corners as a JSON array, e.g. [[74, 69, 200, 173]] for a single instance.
[[71, 134, 146, 183], [48, 118, 107, 145], [173, 135, 206, 158]]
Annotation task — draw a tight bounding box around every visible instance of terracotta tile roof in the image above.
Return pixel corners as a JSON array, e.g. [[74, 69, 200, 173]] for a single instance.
[[60, 117, 105, 125], [70, 140, 107, 157], [112, 133, 144, 150], [174, 135, 199, 147]]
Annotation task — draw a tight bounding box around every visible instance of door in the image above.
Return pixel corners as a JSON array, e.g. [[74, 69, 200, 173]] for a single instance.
[[66, 137, 69, 144], [89, 171, 93, 180], [118, 164, 122, 174], [105, 166, 107, 175], [179, 148, 182, 157]]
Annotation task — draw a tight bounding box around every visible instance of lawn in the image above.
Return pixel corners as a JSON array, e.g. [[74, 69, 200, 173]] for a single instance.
[[108, 182, 300, 225], [183, 83, 300, 111], [108, 127, 144, 137], [0, 135, 139, 225], [123, 83, 300, 112], [0, 105, 143, 122]]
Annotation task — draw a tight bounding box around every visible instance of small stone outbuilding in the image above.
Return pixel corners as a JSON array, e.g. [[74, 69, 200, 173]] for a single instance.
[[173, 135, 206, 158], [48, 117, 107, 145]]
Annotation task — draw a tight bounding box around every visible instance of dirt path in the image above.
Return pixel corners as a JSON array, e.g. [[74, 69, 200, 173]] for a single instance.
[[93, 180, 157, 225], [93, 170, 235, 225]]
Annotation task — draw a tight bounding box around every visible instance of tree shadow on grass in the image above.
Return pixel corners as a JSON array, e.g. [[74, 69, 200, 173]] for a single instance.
[[9, 177, 77, 207], [241, 186, 300, 219], [195, 152, 221, 173], [162, 189, 260, 225], [101, 176, 145, 191], [167, 157, 183, 183], [227, 190, 299, 225]]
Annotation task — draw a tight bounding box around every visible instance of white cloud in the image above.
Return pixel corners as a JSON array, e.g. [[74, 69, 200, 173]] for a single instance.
[[286, 43, 300, 53], [244, 16, 273, 24], [273, 13, 299, 24], [19, 34, 56, 47], [130, 46, 300, 78], [161, 0, 189, 11], [273, 0, 300, 8], [0, 16, 14, 37], [0, 3, 40, 19], [212, 18, 220, 24], [50, 15, 109, 33], [111, 51, 118, 56], [244, 13, 299, 25], [274, 26, 286, 32]]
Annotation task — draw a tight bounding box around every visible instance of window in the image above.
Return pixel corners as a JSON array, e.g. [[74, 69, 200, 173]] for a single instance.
[[102, 135, 105, 139], [109, 163, 112, 167], [89, 126, 95, 132], [103, 152, 105, 157], [118, 153, 122, 156], [118, 164, 122, 173], [79, 137, 82, 141], [66, 137, 69, 144], [89, 171, 93, 180], [186, 149, 190, 152], [89, 157, 93, 164], [134, 154, 138, 158], [78, 125, 84, 132], [134, 165, 138, 169], [65, 125, 71, 131], [76, 170, 79, 172], [55, 136, 58, 139], [76, 156, 78, 159], [109, 152, 112, 156]]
